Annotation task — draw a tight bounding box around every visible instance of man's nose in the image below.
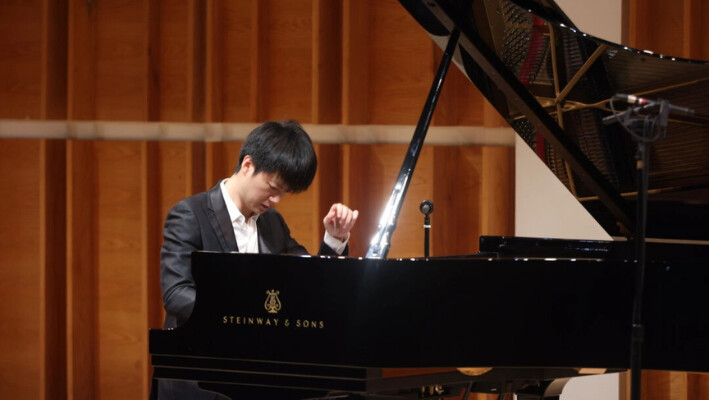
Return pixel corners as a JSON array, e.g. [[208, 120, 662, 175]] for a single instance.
[[269, 194, 282, 204]]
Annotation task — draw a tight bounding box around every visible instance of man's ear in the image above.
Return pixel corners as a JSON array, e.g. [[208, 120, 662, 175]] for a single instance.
[[240, 155, 253, 174]]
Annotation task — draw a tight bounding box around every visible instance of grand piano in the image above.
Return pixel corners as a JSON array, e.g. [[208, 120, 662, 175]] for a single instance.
[[150, 0, 709, 399]]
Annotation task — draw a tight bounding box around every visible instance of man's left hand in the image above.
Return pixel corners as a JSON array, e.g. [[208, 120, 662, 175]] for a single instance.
[[323, 203, 359, 241]]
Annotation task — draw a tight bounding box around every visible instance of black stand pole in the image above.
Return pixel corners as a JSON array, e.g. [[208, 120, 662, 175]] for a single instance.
[[605, 98, 672, 400], [603, 95, 682, 400], [630, 117, 650, 400], [420, 200, 433, 258], [631, 100, 674, 400]]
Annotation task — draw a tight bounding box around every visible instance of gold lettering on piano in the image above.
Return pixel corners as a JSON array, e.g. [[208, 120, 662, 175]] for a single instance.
[[221, 316, 326, 330], [220, 289, 326, 330], [221, 316, 282, 326], [295, 319, 325, 329], [222, 315, 325, 330]]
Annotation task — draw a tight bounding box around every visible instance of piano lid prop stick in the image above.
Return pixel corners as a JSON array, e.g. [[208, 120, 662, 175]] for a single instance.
[[365, 28, 460, 259]]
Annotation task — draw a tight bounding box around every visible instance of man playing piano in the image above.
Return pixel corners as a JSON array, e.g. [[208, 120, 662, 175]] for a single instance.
[[156, 120, 358, 399]]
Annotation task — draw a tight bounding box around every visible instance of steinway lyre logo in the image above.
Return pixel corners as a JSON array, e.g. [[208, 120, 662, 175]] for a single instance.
[[264, 290, 282, 314]]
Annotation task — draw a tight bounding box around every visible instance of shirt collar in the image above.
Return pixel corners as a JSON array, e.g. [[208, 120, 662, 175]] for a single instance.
[[220, 179, 259, 225]]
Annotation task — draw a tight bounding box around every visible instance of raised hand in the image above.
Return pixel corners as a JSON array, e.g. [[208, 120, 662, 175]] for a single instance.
[[323, 203, 359, 241]]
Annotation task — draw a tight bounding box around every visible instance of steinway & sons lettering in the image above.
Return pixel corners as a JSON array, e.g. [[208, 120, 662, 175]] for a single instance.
[[222, 315, 325, 329], [221, 290, 326, 330]]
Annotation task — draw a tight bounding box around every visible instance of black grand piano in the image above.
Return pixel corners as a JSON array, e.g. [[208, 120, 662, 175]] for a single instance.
[[150, 0, 709, 399]]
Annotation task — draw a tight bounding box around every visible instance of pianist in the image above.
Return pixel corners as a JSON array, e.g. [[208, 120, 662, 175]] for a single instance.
[[156, 120, 358, 400]]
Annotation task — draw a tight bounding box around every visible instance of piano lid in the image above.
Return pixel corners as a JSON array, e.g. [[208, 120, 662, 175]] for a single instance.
[[399, 0, 709, 241]]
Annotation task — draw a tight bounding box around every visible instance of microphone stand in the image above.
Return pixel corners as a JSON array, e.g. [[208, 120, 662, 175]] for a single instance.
[[604, 96, 672, 400], [420, 200, 433, 257]]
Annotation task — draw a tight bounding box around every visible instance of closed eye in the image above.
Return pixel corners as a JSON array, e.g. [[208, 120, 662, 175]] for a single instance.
[[268, 183, 288, 196]]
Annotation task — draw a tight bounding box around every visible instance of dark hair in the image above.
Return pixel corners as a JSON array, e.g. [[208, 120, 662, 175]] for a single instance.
[[235, 120, 317, 193]]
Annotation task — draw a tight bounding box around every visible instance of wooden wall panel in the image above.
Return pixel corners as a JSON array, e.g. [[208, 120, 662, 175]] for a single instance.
[[144, 142, 162, 335], [67, 0, 96, 120], [432, 146, 484, 256], [0, 1, 67, 119], [0, 2, 43, 119], [344, 144, 394, 256], [0, 140, 41, 398], [42, 0, 69, 119], [0, 139, 66, 400], [314, 144, 344, 246], [699, 2, 709, 59], [635, 1, 683, 57], [250, 0, 269, 122], [205, 141, 243, 188], [630, 371, 709, 400], [0, 0, 527, 126], [627, 0, 709, 60], [93, 1, 153, 121], [688, 373, 709, 399], [207, 0, 322, 123], [479, 146, 514, 237], [642, 370, 677, 400], [158, 1, 205, 122], [93, 141, 151, 399], [265, 0, 313, 122], [682, 0, 702, 59], [2, 0, 708, 126], [41, 140, 68, 400], [67, 140, 98, 400], [368, 1, 433, 125], [158, 142, 206, 222], [207, 0, 251, 122], [342, 0, 370, 124], [430, 145, 513, 257], [69, 0, 158, 120], [312, 0, 342, 124]]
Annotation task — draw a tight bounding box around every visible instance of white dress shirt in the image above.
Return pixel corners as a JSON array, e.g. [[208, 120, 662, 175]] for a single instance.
[[221, 180, 259, 253]]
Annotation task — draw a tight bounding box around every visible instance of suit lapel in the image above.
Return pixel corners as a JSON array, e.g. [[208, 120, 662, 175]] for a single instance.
[[256, 215, 275, 254], [207, 182, 239, 252]]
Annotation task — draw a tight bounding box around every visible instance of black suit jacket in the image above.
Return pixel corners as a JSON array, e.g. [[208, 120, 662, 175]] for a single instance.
[[156, 182, 343, 400], [160, 181, 341, 329]]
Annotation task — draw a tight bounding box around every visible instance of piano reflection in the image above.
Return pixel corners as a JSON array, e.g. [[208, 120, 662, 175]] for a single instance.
[[150, 0, 709, 399]]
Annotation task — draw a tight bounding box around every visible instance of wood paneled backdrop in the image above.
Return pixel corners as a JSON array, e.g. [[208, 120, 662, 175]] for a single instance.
[[0, 1, 706, 400]]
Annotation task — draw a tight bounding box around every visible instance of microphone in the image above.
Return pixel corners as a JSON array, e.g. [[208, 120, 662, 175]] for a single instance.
[[419, 200, 433, 258], [615, 94, 695, 116], [419, 200, 434, 215]]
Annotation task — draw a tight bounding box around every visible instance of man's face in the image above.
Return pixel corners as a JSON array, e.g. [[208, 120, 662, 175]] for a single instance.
[[237, 165, 289, 218]]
